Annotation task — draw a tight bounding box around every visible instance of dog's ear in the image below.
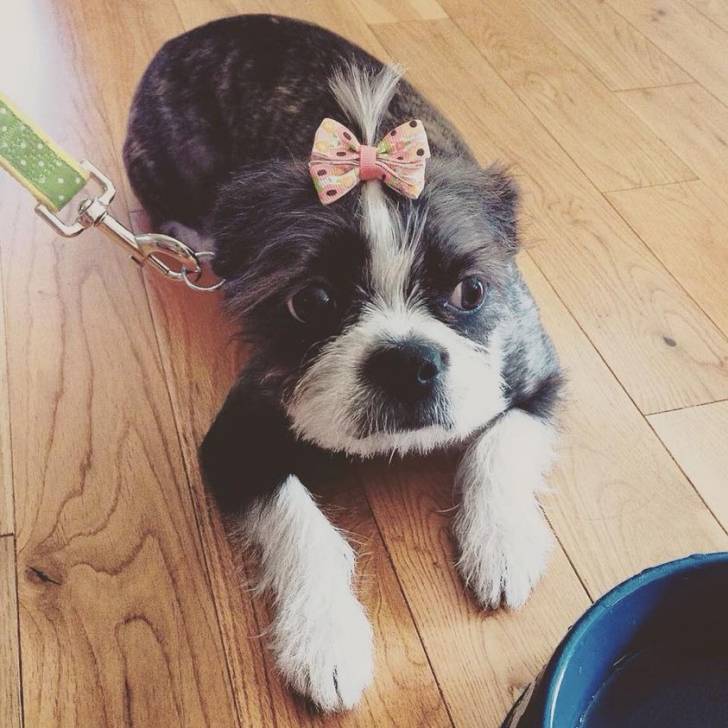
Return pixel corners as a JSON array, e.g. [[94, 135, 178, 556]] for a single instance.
[[477, 163, 520, 255], [423, 158, 520, 259], [209, 159, 314, 280], [199, 371, 300, 515]]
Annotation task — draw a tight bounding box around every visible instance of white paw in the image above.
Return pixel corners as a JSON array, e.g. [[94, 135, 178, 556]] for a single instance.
[[456, 502, 554, 610], [454, 409, 558, 610], [271, 590, 374, 712]]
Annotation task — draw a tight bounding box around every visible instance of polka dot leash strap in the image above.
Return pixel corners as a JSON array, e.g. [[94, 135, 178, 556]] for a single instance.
[[309, 118, 431, 204], [0, 92, 88, 212], [0, 92, 225, 292]]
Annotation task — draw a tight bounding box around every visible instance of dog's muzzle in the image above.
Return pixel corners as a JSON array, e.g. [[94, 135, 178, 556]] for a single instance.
[[355, 338, 452, 436]]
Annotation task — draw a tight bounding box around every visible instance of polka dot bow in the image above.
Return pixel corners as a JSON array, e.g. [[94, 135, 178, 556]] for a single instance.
[[309, 118, 431, 204]]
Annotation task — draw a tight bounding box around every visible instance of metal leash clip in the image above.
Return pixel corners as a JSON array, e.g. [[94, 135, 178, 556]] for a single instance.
[[34, 160, 224, 292]]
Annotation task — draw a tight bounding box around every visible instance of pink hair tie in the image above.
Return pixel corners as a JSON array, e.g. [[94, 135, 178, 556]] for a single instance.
[[358, 145, 379, 182]]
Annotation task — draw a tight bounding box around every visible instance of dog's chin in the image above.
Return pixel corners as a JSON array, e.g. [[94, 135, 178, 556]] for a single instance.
[[294, 417, 483, 460], [289, 387, 505, 458], [355, 407, 453, 440], [348, 422, 468, 458]]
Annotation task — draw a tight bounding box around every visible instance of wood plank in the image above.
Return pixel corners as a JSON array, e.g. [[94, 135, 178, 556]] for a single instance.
[[4, 163, 238, 728], [608, 181, 728, 339], [524, 0, 692, 90], [125, 266, 278, 728], [0, 253, 12, 536], [688, 0, 728, 30], [609, 0, 728, 106], [618, 84, 728, 197], [132, 209, 453, 727], [0, 2, 240, 726], [371, 18, 728, 414], [649, 401, 728, 532], [352, 0, 448, 23], [177, 0, 449, 26], [26, 2, 304, 726], [520, 253, 728, 593], [174, 0, 393, 55], [173, 0, 264, 32], [0, 537, 21, 728], [442, 0, 693, 191]]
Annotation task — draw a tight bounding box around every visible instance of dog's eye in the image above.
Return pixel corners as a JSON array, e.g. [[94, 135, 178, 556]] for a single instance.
[[448, 275, 486, 311], [287, 285, 335, 324]]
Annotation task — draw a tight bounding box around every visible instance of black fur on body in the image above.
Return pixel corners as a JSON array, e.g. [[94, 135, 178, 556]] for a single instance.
[[123, 14, 562, 516]]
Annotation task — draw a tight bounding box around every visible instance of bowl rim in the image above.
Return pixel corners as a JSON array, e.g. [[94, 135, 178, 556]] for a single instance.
[[541, 551, 728, 727]]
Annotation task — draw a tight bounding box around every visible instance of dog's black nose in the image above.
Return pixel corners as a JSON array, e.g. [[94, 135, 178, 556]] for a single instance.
[[363, 341, 449, 401]]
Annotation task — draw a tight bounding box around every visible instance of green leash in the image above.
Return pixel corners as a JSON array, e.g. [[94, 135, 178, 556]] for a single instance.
[[0, 93, 89, 212], [0, 92, 222, 292]]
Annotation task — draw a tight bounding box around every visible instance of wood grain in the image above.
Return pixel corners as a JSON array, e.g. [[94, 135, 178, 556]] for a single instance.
[[687, 0, 728, 30], [173, 0, 264, 32], [3, 177, 239, 728], [0, 2, 239, 725], [617, 84, 728, 198], [0, 251, 12, 536], [174, 0, 386, 57], [608, 181, 728, 339], [649, 401, 728, 532], [524, 0, 692, 90], [609, 0, 728, 106], [352, 0, 448, 23], [127, 252, 277, 727], [520, 253, 728, 595], [0, 536, 21, 728], [372, 17, 728, 415], [443, 0, 693, 191]]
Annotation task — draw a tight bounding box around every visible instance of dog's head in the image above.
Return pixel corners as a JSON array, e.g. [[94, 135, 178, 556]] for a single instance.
[[211, 66, 522, 457]]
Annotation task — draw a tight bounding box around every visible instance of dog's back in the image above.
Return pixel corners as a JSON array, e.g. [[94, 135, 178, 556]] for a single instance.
[[123, 14, 467, 230]]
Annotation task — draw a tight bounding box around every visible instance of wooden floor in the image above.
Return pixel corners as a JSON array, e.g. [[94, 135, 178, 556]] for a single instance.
[[2, 0, 728, 725]]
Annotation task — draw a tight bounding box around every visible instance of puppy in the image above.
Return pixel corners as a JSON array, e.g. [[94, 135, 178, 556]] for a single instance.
[[124, 14, 562, 712]]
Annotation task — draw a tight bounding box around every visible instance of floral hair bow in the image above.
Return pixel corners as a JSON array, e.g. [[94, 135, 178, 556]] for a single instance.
[[308, 118, 431, 204]]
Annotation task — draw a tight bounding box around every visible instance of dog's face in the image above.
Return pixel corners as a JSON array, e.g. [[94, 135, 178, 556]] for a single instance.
[[212, 156, 520, 457]]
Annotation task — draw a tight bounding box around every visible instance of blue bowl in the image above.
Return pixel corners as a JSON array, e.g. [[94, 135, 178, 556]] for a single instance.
[[503, 553, 728, 728]]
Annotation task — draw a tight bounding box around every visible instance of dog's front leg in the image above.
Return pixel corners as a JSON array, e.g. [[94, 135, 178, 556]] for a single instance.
[[200, 373, 373, 711], [243, 476, 374, 711], [453, 408, 557, 610]]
